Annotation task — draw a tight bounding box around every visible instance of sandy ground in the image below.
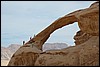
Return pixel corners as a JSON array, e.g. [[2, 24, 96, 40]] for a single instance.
[[1, 60, 10, 66]]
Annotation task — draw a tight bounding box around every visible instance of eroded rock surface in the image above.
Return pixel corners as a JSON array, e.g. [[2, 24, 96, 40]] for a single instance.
[[8, 2, 99, 66], [74, 30, 92, 45], [34, 36, 99, 66], [8, 45, 42, 66]]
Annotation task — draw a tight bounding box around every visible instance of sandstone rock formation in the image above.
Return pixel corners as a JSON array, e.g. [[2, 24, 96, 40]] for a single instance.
[[74, 30, 92, 45], [24, 1, 99, 50], [34, 36, 99, 66], [8, 2, 99, 66]]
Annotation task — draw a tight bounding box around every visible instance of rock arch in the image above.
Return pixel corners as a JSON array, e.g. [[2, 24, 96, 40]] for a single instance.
[[8, 2, 99, 66], [25, 1, 99, 50]]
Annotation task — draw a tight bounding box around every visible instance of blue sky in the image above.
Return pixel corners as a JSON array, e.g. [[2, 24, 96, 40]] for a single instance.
[[1, 1, 96, 47]]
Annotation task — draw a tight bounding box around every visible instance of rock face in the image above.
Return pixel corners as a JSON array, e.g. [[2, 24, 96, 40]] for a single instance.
[[8, 2, 99, 66], [8, 46, 42, 66], [34, 36, 99, 66], [74, 30, 92, 45]]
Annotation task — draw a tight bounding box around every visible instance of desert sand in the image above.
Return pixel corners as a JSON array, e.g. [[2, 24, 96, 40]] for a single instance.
[[1, 60, 9, 66]]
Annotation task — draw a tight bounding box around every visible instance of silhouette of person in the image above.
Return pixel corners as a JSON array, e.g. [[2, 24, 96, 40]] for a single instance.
[[23, 41, 25, 45], [30, 37, 32, 40]]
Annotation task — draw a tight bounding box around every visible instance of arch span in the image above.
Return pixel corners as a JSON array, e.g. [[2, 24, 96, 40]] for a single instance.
[[25, 2, 99, 50], [25, 15, 78, 50]]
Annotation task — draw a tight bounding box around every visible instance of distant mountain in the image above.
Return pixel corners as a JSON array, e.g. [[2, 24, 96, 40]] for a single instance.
[[1, 47, 12, 60], [8, 44, 21, 53], [43, 43, 68, 52], [1, 44, 21, 60], [1, 43, 68, 60]]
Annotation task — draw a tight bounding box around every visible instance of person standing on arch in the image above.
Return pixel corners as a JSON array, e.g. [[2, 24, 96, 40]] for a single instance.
[[23, 41, 25, 45], [30, 37, 32, 40]]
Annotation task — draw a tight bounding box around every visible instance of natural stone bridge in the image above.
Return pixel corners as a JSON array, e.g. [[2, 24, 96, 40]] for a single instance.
[[8, 2, 99, 66], [25, 1, 99, 50]]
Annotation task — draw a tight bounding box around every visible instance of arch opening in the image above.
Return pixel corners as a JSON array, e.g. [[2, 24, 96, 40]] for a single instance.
[[25, 12, 80, 50], [42, 22, 80, 51]]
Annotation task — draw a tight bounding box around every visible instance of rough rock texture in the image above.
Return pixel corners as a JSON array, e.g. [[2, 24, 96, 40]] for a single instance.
[[8, 2, 99, 66], [34, 36, 99, 66], [8, 45, 42, 66], [74, 30, 92, 45]]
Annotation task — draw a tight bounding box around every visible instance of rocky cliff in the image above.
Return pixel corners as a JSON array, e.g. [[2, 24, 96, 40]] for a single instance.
[[8, 2, 99, 66]]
